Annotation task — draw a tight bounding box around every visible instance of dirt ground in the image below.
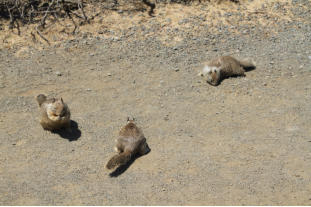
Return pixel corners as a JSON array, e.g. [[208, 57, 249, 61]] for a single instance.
[[0, 0, 311, 205]]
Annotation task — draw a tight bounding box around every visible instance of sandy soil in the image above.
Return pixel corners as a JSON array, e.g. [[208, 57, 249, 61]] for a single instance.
[[0, 0, 311, 205]]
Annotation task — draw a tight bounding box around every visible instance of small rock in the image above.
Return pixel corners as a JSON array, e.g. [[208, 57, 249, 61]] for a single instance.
[[174, 68, 180, 72], [107, 73, 112, 76], [55, 71, 62, 76], [86, 88, 91, 91]]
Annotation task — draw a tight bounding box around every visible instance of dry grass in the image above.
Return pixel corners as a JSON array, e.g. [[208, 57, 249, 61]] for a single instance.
[[0, 0, 297, 49]]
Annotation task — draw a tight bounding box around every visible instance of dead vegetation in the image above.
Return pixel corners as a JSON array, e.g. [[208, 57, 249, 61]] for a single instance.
[[1, 0, 95, 44], [0, 0, 240, 38]]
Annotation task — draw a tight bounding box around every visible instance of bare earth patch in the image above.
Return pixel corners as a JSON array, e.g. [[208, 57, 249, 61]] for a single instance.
[[0, 0, 311, 205]]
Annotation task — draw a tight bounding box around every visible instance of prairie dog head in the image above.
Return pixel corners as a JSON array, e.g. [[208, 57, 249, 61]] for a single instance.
[[46, 98, 68, 121], [119, 117, 140, 137], [200, 65, 221, 86]]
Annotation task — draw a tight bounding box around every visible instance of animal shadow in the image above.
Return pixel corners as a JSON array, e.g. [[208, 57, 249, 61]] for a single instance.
[[210, 65, 256, 86], [109, 148, 151, 177], [52, 120, 81, 141], [245, 64, 256, 71]]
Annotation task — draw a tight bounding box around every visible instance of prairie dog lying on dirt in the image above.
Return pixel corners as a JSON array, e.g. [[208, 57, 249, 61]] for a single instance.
[[106, 118, 150, 170], [199, 56, 255, 86], [36, 94, 71, 131]]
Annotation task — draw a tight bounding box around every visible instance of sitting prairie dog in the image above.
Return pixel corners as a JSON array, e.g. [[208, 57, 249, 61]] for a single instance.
[[199, 56, 255, 86], [36, 94, 71, 131], [106, 118, 150, 170]]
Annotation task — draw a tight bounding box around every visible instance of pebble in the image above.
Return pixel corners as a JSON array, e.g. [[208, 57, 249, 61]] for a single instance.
[[55, 71, 62, 76], [107, 73, 112, 76]]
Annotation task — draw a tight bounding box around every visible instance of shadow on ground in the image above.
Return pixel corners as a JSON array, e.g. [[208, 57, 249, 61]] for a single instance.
[[109, 149, 151, 177], [52, 120, 81, 141]]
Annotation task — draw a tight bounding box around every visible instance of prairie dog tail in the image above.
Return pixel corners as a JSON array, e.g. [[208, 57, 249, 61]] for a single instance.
[[238, 60, 256, 70], [106, 151, 132, 169]]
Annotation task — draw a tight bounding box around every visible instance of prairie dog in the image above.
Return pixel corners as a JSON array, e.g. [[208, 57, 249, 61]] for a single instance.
[[106, 118, 150, 170], [199, 56, 255, 86], [36, 94, 71, 131]]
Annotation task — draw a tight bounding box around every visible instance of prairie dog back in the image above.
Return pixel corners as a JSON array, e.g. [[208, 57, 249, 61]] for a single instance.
[[106, 118, 150, 170], [200, 56, 255, 86]]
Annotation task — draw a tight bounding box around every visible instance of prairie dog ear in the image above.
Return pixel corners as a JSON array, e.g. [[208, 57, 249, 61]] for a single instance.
[[52, 98, 56, 103], [36, 94, 47, 106], [61, 97, 64, 103], [127, 117, 135, 122], [36, 94, 46, 99]]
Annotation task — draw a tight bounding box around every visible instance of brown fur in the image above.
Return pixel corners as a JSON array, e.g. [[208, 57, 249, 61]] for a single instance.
[[201, 56, 255, 86], [106, 118, 150, 170], [36, 94, 71, 131]]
